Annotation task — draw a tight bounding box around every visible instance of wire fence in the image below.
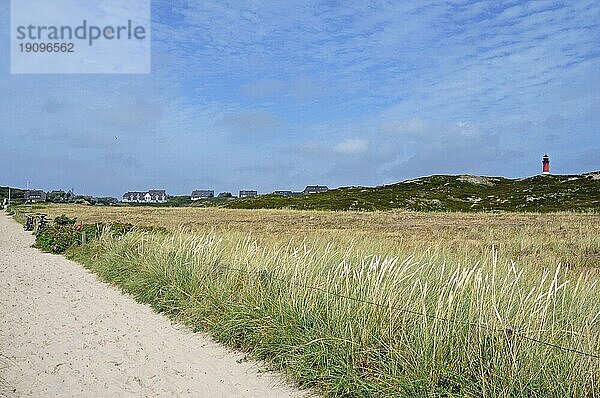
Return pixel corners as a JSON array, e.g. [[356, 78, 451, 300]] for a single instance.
[[16, 210, 600, 359], [217, 264, 600, 360]]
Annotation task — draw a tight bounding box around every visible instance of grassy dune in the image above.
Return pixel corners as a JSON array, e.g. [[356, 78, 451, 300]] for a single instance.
[[14, 205, 600, 396], [224, 173, 600, 212]]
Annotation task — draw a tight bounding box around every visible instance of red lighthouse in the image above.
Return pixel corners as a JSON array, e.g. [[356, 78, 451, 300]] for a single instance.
[[542, 154, 550, 175]]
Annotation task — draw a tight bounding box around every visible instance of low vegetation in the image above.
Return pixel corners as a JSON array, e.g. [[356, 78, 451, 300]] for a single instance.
[[225, 173, 600, 212], [31, 214, 167, 254], [12, 204, 599, 396]]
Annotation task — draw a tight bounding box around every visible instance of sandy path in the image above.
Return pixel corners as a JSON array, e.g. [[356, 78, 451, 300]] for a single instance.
[[0, 212, 303, 397]]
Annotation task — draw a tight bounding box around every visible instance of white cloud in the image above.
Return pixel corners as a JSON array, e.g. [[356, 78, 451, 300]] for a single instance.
[[334, 138, 369, 155]]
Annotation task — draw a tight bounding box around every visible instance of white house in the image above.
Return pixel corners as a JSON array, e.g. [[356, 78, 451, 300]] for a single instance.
[[122, 190, 168, 203]]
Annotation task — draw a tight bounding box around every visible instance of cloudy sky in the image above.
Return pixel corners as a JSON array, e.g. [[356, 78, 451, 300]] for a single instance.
[[1, 0, 599, 197]]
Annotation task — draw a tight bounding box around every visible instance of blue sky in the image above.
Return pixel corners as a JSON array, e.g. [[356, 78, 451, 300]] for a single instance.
[[1, 0, 599, 197]]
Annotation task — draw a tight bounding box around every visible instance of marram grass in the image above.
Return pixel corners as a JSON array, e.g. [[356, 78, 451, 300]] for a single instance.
[[67, 228, 600, 397]]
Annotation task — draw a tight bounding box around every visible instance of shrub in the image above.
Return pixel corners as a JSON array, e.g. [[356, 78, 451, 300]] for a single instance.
[[53, 214, 77, 225], [34, 215, 167, 254], [35, 223, 81, 254]]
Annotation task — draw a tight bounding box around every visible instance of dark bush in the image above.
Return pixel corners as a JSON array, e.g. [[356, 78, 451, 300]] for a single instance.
[[81, 223, 104, 241], [54, 215, 77, 225], [35, 223, 81, 254]]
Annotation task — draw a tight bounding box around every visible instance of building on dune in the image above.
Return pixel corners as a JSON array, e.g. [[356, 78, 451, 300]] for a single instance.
[[239, 190, 258, 198], [122, 190, 168, 203], [273, 190, 293, 196], [191, 190, 214, 200], [303, 185, 329, 194]]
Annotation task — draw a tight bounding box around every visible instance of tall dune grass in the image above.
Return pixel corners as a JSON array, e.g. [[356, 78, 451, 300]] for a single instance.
[[69, 228, 600, 397]]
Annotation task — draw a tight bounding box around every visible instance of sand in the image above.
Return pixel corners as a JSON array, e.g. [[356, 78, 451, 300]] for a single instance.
[[0, 212, 304, 397]]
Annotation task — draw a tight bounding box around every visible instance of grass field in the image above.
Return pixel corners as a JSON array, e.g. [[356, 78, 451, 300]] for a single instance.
[[19, 204, 600, 270], [12, 204, 600, 396]]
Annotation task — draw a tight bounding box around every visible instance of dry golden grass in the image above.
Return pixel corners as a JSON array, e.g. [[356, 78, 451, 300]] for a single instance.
[[23, 204, 600, 271], [25, 204, 598, 233]]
